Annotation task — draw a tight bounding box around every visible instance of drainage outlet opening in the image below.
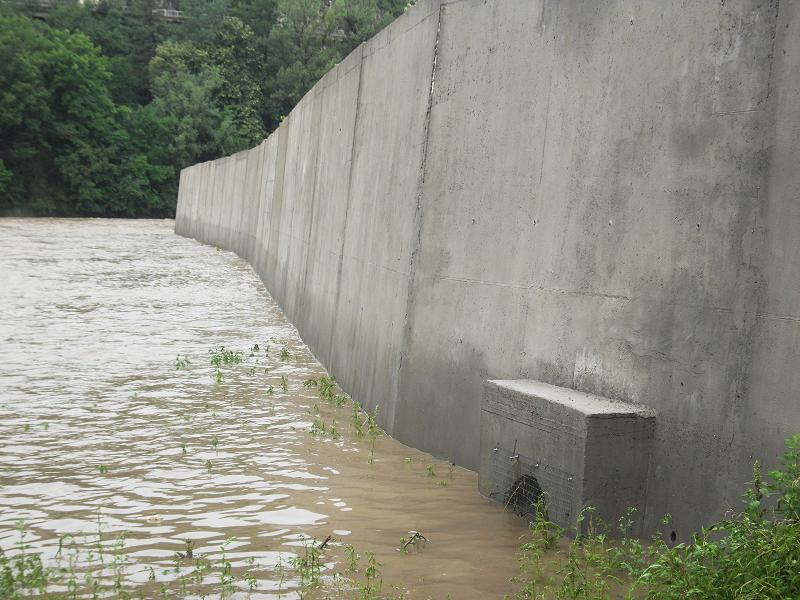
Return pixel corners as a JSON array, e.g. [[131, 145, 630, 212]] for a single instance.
[[506, 474, 544, 519]]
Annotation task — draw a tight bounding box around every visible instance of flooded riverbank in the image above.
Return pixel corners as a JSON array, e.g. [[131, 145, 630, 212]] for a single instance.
[[0, 218, 528, 598]]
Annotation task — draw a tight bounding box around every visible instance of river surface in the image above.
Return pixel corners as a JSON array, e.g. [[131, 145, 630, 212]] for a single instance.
[[0, 219, 528, 599]]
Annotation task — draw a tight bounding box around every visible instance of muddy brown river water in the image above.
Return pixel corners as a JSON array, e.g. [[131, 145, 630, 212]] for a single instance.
[[0, 219, 528, 599]]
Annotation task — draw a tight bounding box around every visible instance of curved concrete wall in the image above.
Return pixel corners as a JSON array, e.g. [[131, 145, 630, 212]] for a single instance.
[[176, 0, 800, 536]]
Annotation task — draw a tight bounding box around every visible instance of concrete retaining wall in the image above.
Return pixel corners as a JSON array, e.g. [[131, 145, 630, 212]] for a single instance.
[[176, 0, 800, 536]]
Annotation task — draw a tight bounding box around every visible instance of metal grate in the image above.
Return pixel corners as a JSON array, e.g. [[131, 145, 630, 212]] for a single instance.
[[487, 443, 577, 525]]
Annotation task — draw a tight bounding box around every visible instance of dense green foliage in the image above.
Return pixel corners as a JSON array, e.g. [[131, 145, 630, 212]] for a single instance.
[[0, 0, 410, 217], [514, 435, 800, 599]]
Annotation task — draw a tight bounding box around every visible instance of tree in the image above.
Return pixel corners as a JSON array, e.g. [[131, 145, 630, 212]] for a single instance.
[[212, 17, 265, 147], [48, 0, 175, 106], [262, 0, 339, 129], [0, 16, 174, 216], [1, 0, 411, 217], [148, 40, 241, 166]]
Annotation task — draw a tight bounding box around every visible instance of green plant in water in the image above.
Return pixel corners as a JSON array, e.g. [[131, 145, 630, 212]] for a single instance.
[[217, 537, 235, 597], [280, 375, 288, 392], [345, 544, 359, 573], [175, 354, 191, 370], [98, 464, 109, 474], [366, 405, 380, 439], [275, 556, 286, 595], [352, 403, 365, 437], [266, 385, 274, 395], [205, 459, 212, 474], [426, 464, 436, 478], [279, 346, 290, 361], [209, 346, 243, 383], [175, 539, 194, 561], [0, 523, 52, 598], [181, 442, 187, 456], [359, 551, 382, 599], [366, 405, 381, 462], [318, 376, 336, 401], [210, 436, 219, 451], [2, 522, 265, 599], [310, 415, 327, 436], [289, 540, 322, 589]]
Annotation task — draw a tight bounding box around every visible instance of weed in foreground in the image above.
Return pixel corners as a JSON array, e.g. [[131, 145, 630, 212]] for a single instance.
[[511, 435, 800, 600]]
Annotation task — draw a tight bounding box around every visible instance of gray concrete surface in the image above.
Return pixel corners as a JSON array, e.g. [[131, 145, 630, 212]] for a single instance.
[[175, 0, 800, 537], [479, 380, 655, 533]]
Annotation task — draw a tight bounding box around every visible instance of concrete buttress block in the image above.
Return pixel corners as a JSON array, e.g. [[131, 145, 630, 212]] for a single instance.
[[479, 380, 656, 535]]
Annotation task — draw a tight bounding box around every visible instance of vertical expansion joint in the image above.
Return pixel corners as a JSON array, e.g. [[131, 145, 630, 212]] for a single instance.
[[391, 4, 444, 426]]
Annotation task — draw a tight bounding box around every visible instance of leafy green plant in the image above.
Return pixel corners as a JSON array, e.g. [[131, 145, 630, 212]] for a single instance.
[[359, 551, 382, 599], [318, 376, 336, 401], [175, 354, 191, 370], [366, 405, 381, 464], [352, 403, 365, 437], [0, 524, 51, 598], [510, 436, 800, 600], [289, 540, 322, 589], [310, 415, 327, 436], [345, 544, 359, 573], [209, 345, 243, 382], [209, 345, 243, 367], [632, 435, 800, 599]]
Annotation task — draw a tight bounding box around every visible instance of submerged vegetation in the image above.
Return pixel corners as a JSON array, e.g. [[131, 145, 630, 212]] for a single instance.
[[0, 519, 402, 599], [5, 336, 796, 599]]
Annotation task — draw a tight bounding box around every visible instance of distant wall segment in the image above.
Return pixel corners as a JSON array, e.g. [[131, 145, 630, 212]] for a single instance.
[[176, 0, 800, 536]]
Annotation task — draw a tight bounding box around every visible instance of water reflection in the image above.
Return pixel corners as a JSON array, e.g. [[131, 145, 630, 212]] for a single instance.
[[0, 218, 525, 598]]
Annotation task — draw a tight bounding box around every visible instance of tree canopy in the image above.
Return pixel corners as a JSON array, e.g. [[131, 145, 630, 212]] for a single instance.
[[0, 0, 411, 217]]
